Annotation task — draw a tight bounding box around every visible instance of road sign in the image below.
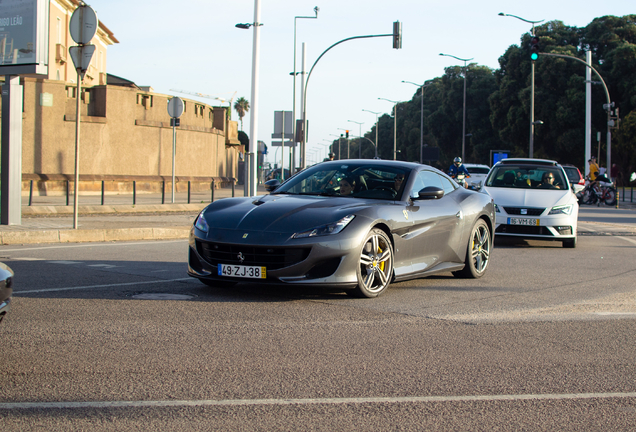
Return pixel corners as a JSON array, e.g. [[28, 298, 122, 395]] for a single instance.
[[69, 4, 98, 45], [69, 45, 95, 78], [167, 97, 184, 118]]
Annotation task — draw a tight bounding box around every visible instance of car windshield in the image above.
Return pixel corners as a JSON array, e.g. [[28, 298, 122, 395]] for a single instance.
[[485, 165, 568, 190], [271, 163, 411, 200]]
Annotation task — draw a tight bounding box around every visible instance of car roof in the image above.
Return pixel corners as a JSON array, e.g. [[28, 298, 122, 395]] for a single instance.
[[463, 163, 490, 168], [496, 158, 559, 167]]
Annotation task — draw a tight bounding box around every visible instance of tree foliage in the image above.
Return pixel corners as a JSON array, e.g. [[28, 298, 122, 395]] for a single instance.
[[354, 15, 636, 175]]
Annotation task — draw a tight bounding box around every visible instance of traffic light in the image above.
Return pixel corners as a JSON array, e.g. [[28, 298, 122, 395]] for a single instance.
[[530, 35, 540, 61], [345, 130, 349, 138], [392, 21, 402, 49]]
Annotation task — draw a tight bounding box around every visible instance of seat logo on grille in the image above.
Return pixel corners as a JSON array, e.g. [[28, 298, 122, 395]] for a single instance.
[[237, 252, 245, 263], [242, 233, 249, 238]]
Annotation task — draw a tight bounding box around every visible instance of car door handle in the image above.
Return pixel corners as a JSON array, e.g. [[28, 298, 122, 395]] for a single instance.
[[456, 211, 463, 219]]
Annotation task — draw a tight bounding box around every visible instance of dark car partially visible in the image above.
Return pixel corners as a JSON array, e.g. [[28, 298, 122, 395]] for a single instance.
[[0, 262, 14, 324]]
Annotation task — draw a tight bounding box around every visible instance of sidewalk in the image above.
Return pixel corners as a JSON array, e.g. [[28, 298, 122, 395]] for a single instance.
[[0, 186, 257, 246]]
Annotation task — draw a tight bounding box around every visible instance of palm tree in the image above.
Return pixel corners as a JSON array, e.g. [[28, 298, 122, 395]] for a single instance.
[[233, 97, 250, 131]]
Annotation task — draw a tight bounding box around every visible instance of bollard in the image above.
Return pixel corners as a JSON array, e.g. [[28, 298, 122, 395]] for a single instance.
[[133, 181, 137, 205], [232, 180, 235, 197], [211, 180, 215, 202], [101, 181, 105, 205], [29, 180, 33, 206], [616, 188, 619, 209], [66, 180, 70, 206], [162, 181, 165, 204], [188, 181, 191, 204]]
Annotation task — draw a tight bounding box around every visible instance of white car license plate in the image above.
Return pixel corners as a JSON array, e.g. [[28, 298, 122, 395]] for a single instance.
[[218, 264, 266, 279], [508, 217, 539, 226]]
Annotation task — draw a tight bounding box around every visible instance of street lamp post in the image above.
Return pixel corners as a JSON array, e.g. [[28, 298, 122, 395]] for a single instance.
[[378, 98, 402, 160], [301, 24, 403, 169], [236, 2, 264, 197], [347, 120, 364, 158], [329, 134, 343, 159], [292, 7, 319, 172], [362, 109, 380, 159], [402, 80, 433, 163], [439, 53, 473, 162], [498, 13, 544, 158]]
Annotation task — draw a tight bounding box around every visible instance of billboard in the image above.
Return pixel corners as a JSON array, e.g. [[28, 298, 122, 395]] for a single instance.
[[0, 0, 48, 75]]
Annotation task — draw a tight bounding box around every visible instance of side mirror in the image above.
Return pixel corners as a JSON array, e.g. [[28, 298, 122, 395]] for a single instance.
[[265, 179, 281, 192], [415, 186, 444, 200]]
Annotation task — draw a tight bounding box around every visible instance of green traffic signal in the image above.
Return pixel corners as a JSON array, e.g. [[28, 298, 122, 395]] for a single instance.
[[531, 52, 539, 61]]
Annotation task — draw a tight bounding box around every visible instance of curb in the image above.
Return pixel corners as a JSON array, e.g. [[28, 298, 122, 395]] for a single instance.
[[21, 203, 208, 216], [0, 226, 191, 245]]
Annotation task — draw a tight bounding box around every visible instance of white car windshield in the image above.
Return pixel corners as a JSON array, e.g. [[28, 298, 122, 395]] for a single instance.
[[486, 165, 567, 190]]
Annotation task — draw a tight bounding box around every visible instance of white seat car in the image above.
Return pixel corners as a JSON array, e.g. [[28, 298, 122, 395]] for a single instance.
[[463, 163, 490, 189], [483, 158, 579, 248]]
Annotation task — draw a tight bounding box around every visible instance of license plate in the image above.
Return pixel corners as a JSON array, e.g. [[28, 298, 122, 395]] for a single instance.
[[218, 264, 266, 279], [508, 217, 539, 226]]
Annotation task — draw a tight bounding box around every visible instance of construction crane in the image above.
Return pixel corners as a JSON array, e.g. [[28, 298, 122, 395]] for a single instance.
[[169, 90, 237, 118]]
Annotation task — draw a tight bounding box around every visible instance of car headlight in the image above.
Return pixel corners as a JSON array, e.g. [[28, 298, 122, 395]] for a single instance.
[[291, 215, 355, 239], [548, 205, 573, 215], [194, 211, 210, 233], [494, 203, 501, 213]]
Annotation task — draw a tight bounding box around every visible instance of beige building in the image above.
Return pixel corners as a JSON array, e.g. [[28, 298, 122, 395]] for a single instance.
[[5, 0, 241, 195]]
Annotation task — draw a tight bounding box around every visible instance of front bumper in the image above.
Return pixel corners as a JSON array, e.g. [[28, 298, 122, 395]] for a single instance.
[[187, 226, 363, 288]]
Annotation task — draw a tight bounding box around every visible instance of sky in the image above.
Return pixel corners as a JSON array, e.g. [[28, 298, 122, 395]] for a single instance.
[[87, 0, 634, 167]]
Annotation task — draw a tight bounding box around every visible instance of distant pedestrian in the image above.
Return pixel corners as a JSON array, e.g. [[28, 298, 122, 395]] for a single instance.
[[610, 163, 619, 185], [588, 157, 600, 181]]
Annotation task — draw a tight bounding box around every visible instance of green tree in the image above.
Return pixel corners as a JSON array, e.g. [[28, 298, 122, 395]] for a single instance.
[[233, 97, 250, 131]]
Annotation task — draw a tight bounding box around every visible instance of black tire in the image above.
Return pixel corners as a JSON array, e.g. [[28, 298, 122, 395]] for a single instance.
[[580, 189, 595, 205], [453, 219, 491, 279], [349, 228, 394, 298], [200, 279, 238, 288], [604, 188, 617, 206], [562, 237, 577, 248]]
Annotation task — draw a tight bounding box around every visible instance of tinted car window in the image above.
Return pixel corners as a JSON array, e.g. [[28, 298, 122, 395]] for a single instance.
[[276, 163, 412, 200], [439, 175, 457, 195], [410, 170, 443, 198]]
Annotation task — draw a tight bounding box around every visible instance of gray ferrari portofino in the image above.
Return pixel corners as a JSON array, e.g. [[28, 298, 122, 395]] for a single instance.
[[188, 160, 495, 297]]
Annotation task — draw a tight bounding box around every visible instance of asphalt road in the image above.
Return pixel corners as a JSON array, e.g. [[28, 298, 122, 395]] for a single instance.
[[1, 211, 635, 431]]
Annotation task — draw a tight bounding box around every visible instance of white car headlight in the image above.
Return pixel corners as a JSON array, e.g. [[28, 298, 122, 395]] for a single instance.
[[494, 203, 501, 213], [548, 205, 573, 215], [291, 215, 355, 239], [194, 211, 210, 233]]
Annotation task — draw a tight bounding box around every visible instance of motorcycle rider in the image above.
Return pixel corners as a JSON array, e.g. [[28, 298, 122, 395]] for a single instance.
[[448, 157, 471, 187]]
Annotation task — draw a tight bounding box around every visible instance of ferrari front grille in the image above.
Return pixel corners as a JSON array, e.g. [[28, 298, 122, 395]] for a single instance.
[[196, 240, 311, 270]]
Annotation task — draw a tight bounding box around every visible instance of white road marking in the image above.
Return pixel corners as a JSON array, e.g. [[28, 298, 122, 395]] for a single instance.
[[0, 239, 186, 253], [87, 264, 118, 268], [1, 392, 635, 410], [618, 236, 636, 246], [16, 278, 193, 294]]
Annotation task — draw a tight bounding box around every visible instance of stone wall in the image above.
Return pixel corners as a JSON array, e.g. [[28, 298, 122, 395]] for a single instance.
[[11, 78, 241, 187]]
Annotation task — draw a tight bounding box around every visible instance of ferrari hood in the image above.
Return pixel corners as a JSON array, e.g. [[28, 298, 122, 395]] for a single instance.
[[484, 186, 575, 208], [200, 194, 381, 234]]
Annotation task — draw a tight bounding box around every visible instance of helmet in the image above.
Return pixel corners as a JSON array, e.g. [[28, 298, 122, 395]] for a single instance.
[[454, 157, 462, 164]]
